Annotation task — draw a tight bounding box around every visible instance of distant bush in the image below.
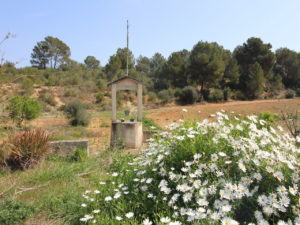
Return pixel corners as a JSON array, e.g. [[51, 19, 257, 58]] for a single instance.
[[64, 89, 76, 97], [174, 88, 182, 98], [285, 89, 296, 99], [0, 199, 35, 225], [39, 90, 57, 106], [158, 89, 173, 104], [179, 86, 198, 105], [258, 111, 279, 124], [296, 88, 300, 97], [148, 91, 157, 102], [96, 79, 106, 90], [64, 99, 90, 126], [208, 89, 224, 102], [4, 129, 50, 170], [95, 92, 104, 104], [223, 87, 231, 101], [6, 95, 42, 127], [21, 78, 34, 94]]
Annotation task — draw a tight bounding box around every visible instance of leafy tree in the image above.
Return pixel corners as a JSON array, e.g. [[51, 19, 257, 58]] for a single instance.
[[31, 36, 70, 69], [163, 50, 190, 88], [150, 53, 166, 90], [136, 56, 151, 73], [6, 95, 41, 127], [234, 37, 275, 80], [105, 55, 122, 81], [189, 42, 226, 99], [116, 48, 135, 70], [274, 48, 300, 89], [222, 57, 240, 89], [30, 41, 49, 69], [84, 56, 100, 69], [242, 62, 265, 99]]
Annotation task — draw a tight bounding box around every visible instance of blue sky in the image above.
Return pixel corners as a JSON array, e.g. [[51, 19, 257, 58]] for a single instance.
[[1, 0, 300, 68]]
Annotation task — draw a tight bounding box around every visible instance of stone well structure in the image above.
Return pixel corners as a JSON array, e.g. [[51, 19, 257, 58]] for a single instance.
[[107, 76, 143, 148]]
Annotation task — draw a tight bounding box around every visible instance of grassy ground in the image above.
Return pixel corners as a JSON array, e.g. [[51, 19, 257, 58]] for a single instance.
[[0, 148, 125, 225]]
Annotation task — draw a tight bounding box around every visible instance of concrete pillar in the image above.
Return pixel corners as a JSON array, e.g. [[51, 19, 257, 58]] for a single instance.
[[112, 84, 117, 122], [137, 83, 142, 122]]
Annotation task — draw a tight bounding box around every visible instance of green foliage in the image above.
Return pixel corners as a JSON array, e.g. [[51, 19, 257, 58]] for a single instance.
[[6, 95, 42, 127], [84, 56, 100, 69], [258, 111, 279, 123], [0, 199, 35, 225], [274, 48, 300, 90], [243, 62, 266, 99], [208, 88, 224, 102], [142, 116, 161, 130], [189, 41, 227, 98], [64, 88, 76, 97], [179, 86, 198, 104], [95, 92, 104, 104], [64, 99, 90, 126], [78, 114, 299, 224], [21, 78, 34, 94], [148, 91, 157, 102], [71, 146, 87, 162], [31, 36, 71, 69], [4, 129, 50, 170], [96, 78, 106, 90], [39, 90, 57, 106], [158, 89, 173, 104], [234, 37, 275, 81], [285, 89, 296, 99]]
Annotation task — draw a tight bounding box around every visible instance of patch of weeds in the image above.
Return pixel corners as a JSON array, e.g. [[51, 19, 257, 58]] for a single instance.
[[71, 146, 87, 162], [258, 111, 279, 124], [0, 199, 35, 225], [100, 121, 109, 127], [143, 117, 162, 130]]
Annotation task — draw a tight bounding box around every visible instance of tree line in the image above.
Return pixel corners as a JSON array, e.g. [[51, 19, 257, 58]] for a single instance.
[[5, 36, 300, 103]]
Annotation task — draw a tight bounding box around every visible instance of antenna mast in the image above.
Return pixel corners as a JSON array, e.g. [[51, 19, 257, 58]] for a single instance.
[[126, 20, 129, 76]]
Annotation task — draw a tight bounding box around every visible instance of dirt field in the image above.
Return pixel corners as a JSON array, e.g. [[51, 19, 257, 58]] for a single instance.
[[19, 98, 300, 154], [147, 98, 300, 128]]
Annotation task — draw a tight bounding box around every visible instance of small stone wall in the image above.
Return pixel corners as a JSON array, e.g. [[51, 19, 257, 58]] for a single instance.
[[49, 140, 89, 157]]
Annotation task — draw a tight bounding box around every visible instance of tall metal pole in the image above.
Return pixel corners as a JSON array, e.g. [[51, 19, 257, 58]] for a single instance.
[[126, 20, 129, 76]]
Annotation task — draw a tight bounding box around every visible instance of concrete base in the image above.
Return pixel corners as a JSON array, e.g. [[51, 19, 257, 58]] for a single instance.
[[111, 121, 143, 148]]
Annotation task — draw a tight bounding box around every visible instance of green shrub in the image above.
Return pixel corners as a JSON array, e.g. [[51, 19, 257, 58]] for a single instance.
[[78, 113, 300, 224], [223, 87, 231, 101], [158, 89, 173, 104], [71, 146, 87, 162], [142, 117, 161, 130], [179, 86, 198, 105], [64, 89, 76, 97], [285, 89, 296, 99], [5, 129, 50, 170], [39, 90, 57, 106], [64, 99, 90, 126], [174, 88, 182, 98], [21, 78, 34, 95], [0, 199, 35, 225], [96, 79, 106, 90], [208, 89, 224, 102], [295, 88, 300, 97], [148, 91, 157, 102], [258, 111, 279, 123], [95, 92, 104, 104], [6, 95, 42, 127]]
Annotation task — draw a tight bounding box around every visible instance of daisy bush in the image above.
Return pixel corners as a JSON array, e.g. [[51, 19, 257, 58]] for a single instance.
[[79, 111, 300, 225]]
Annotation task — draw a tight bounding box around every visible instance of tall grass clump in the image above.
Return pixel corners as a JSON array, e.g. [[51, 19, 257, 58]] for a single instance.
[[3, 129, 50, 170], [78, 112, 300, 225], [64, 99, 90, 126]]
